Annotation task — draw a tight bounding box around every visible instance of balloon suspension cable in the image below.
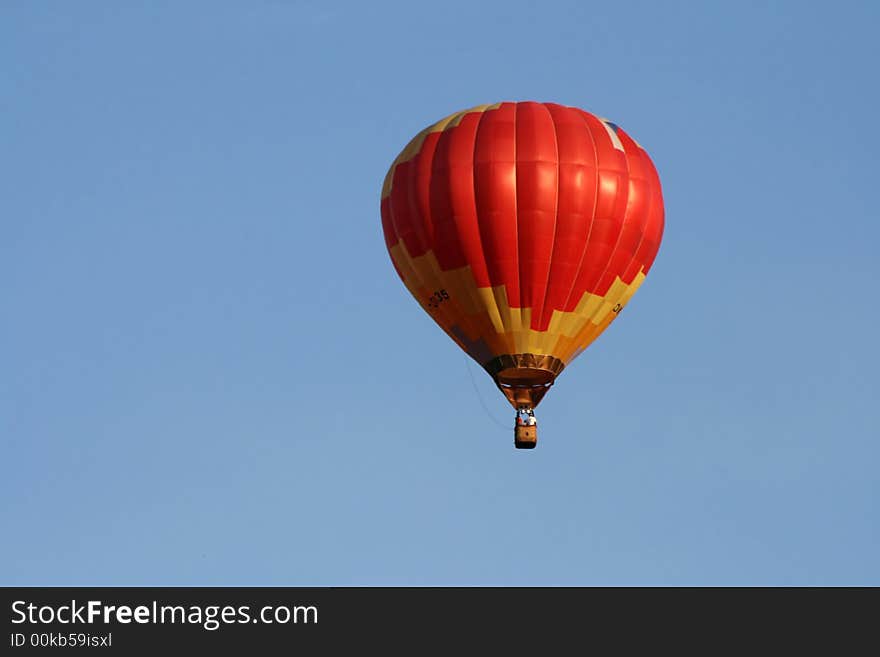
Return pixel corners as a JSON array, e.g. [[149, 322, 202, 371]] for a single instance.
[[464, 355, 509, 431]]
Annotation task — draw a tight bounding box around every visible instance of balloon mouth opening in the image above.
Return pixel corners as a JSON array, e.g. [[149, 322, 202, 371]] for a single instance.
[[483, 353, 565, 380], [484, 354, 565, 409], [495, 367, 555, 387], [495, 377, 555, 409]]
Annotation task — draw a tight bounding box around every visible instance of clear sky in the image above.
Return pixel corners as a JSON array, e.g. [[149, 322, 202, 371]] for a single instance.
[[2, 1, 878, 585]]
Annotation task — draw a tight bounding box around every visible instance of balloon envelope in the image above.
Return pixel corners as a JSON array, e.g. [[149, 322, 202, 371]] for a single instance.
[[381, 101, 664, 408]]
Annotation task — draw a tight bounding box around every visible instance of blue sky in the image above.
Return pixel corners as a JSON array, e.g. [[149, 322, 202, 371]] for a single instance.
[[2, 1, 878, 585]]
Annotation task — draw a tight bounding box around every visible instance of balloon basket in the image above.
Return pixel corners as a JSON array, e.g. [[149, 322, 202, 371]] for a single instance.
[[514, 424, 538, 449]]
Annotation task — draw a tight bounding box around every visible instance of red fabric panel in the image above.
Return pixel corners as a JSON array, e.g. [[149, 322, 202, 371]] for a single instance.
[[381, 102, 664, 332], [473, 102, 520, 303]]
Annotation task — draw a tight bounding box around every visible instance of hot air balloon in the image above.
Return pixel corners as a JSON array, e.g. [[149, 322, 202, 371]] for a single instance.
[[380, 102, 664, 448]]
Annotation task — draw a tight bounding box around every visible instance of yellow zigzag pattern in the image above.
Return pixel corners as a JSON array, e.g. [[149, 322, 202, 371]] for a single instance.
[[388, 241, 647, 366]]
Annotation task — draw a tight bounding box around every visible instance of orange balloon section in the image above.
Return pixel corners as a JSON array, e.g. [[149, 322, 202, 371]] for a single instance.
[[380, 102, 664, 442]]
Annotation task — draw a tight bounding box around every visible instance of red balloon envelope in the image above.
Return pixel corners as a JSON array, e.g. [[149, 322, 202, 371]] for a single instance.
[[380, 101, 664, 447]]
